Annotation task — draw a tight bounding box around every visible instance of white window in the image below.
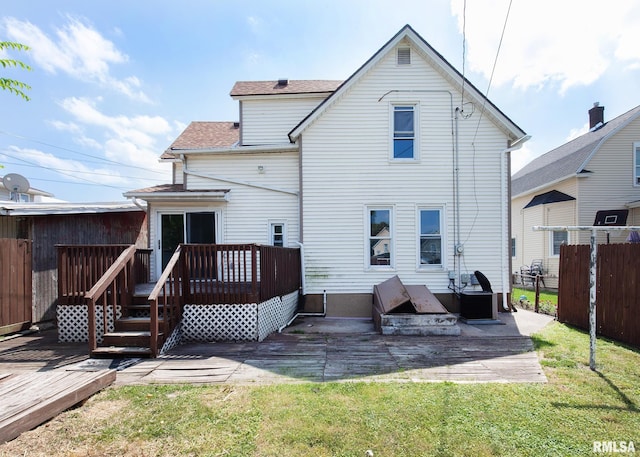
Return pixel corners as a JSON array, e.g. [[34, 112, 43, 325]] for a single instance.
[[634, 142, 640, 186], [511, 237, 516, 258], [270, 222, 285, 247], [368, 207, 393, 268], [418, 208, 443, 267], [392, 104, 417, 160], [550, 231, 568, 257], [397, 47, 411, 65]]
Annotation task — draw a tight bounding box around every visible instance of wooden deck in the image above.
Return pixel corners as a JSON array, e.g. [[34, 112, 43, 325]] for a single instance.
[[0, 370, 115, 443], [0, 330, 115, 443]]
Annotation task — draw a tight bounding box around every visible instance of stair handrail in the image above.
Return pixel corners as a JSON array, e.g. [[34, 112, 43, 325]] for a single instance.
[[84, 245, 137, 353], [148, 244, 183, 357]]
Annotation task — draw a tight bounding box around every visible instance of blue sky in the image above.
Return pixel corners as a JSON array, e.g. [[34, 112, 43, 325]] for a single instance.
[[1, 0, 639, 202]]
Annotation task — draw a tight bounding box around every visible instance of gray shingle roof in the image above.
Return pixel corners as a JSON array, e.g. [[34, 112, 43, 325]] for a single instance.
[[512, 104, 640, 196]]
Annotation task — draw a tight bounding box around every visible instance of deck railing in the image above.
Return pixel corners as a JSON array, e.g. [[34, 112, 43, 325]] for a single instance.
[[178, 244, 301, 304], [57, 245, 150, 305], [84, 245, 137, 353]]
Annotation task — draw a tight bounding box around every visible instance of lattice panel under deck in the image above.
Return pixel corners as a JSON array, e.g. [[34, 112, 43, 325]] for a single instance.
[[257, 292, 298, 341], [57, 305, 121, 343], [181, 304, 258, 342]]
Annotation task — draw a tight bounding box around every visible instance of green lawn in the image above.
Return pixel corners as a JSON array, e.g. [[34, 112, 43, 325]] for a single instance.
[[1, 323, 638, 457]]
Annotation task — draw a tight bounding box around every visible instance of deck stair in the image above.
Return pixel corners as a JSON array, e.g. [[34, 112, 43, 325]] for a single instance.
[[90, 283, 167, 359]]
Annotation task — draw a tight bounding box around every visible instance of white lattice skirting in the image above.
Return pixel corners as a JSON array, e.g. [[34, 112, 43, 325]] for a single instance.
[[57, 304, 121, 343], [57, 291, 298, 345], [182, 291, 298, 342]]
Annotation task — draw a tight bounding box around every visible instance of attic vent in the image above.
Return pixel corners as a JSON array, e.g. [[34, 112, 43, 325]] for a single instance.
[[233, 122, 240, 128], [277, 78, 289, 86], [397, 47, 411, 65]]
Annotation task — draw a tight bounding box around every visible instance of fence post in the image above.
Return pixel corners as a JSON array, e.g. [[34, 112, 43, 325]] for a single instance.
[[534, 275, 540, 313]]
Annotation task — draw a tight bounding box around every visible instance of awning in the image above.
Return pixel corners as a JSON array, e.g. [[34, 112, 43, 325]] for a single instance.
[[524, 190, 575, 209]]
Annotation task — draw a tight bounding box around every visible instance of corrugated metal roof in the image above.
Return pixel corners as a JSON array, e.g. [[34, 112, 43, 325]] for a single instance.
[[230, 80, 342, 97], [512, 104, 640, 196], [0, 201, 144, 216]]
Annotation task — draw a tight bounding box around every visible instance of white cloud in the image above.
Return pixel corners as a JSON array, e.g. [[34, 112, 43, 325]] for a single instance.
[[450, 0, 640, 94], [57, 96, 173, 175], [2, 16, 150, 102], [511, 143, 539, 175]]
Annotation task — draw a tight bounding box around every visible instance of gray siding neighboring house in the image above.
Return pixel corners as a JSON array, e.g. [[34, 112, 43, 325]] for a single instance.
[[511, 103, 640, 286], [127, 24, 527, 317]]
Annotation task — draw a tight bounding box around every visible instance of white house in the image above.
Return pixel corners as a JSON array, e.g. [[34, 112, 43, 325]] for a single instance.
[[511, 103, 640, 287], [126, 24, 527, 317]]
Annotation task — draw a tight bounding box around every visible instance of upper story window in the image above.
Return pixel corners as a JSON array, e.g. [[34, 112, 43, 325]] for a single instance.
[[368, 207, 393, 268], [418, 208, 443, 267], [392, 105, 416, 160], [397, 47, 411, 65], [634, 142, 640, 186]]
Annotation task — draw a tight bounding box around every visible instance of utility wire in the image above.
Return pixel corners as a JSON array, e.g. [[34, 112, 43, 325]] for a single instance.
[[0, 159, 160, 182], [0, 129, 168, 175], [471, 0, 513, 143]]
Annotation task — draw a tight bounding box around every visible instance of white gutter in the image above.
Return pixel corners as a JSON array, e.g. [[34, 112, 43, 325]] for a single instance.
[[502, 135, 531, 310], [169, 143, 298, 156]]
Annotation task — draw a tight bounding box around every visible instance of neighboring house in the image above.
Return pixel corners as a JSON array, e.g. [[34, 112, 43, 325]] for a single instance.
[[126, 24, 527, 317], [511, 103, 640, 287], [0, 175, 54, 202]]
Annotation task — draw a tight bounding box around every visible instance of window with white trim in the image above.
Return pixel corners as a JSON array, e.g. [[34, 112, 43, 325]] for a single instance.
[[392, 105, 416, 160], [270, 222, 285, 247], [418, 208, 442, 266], [368, 208, 392, 267], [550, 231, 568, 256], [634, 142, 640, 186]]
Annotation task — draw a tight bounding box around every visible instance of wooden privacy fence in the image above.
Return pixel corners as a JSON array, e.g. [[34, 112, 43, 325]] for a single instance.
[[0, 238, 32, 335], [558, 243, 640, 348]]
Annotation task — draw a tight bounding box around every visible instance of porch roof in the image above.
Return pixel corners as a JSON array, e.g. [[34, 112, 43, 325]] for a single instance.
[[124, 184, 230, 202]]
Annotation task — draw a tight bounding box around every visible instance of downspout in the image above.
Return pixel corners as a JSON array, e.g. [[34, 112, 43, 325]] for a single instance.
[[277, 240, 327, 333], [501, 135, 531, 310], [131, 197, 147, 213]]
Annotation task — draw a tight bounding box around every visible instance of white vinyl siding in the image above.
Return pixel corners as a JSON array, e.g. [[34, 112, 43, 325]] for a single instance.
[[575, 115, 640, 245], [300, 43, 510, 295], [240, 96, 328, 145]]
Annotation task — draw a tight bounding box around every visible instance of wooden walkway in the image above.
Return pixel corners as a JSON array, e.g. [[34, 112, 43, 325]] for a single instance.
[[0, 330, 115, 443]]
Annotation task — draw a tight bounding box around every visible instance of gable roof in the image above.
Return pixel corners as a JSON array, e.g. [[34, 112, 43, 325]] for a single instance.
[[289, 24, 526, 142], [230, 80, 342, 97], [512, 104, 640, 196]]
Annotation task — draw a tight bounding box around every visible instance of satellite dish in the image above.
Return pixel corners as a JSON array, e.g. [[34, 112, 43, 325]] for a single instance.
[[3, 173, 30, 201]]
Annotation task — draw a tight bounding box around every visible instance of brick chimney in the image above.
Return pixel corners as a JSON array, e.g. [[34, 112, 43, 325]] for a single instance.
[[589, 102, 604, 129]]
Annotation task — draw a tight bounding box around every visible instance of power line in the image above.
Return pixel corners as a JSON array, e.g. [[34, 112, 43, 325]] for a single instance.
[[0, 129, 168, 175], [0, 159, 161, 182], [471, 0, 514, 143]]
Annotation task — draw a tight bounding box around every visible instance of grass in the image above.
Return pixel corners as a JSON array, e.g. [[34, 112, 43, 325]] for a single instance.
[[1, 323, 639, 456], [512, 286, 558, 316]]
